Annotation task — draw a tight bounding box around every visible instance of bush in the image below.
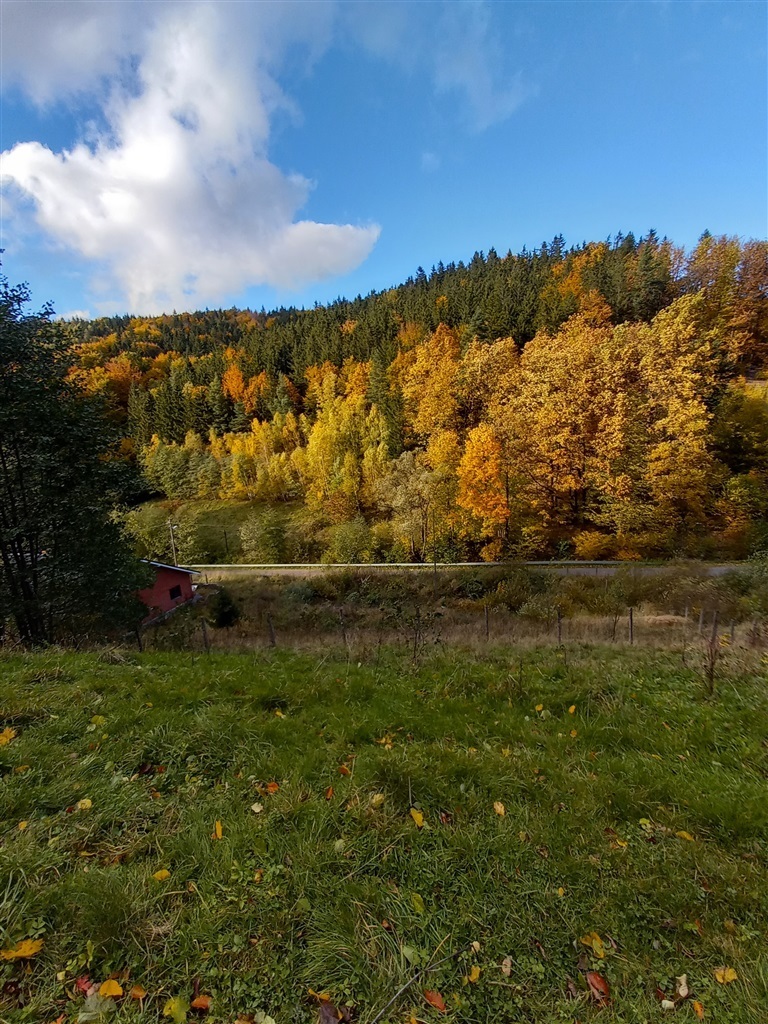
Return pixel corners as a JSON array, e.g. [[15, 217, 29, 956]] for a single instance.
[[204, 587, 240, 629]]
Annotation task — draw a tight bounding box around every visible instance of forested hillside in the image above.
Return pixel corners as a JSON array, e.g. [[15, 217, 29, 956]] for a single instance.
[[69, 231, 768, 563]]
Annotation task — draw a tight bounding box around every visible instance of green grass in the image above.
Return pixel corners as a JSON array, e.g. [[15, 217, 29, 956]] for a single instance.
[[1, 645, 767, 1022]]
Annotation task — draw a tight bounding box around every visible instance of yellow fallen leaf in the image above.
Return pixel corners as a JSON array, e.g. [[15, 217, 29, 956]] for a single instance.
[[570, 729, 578, 738], [410, 808, 424, 828], [692, 999, 705, 1020], [568, 705, 576, 714], [130, 985, 148, 1000], [535, 704, 544, 712], [676, 830, 695, 842], [468, 965, 481, 983], [274, 709, 285, 718], [100, 980, 123, 998], [153, 869, 171, 881], [370, 793, 386, 808], [558, 886, 565, 897], [75, 798, 92, 811], [18, 820, 28, 831], [14, 764, 29, 773], [714, 966, 737, 984], [580, 931, 605, 959], [213, 820, 223, 840], [163, 995, 190, 1023], [501, 747, 511, 757], [493, 801, 506, 817], [1, 938, 44, 960], [0, 727, 17, 745]]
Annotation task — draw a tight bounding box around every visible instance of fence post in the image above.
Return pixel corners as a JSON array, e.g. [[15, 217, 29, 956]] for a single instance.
[[201, 617, 210, 655], [698, 607, 705, 636], [557, 605, 563, 646], [266, 611, 276, 647], [484, 602, 490, 642], [628, 606, 634, 645]]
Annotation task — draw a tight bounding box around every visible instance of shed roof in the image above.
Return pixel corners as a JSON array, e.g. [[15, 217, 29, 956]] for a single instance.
[[140, 559, 200, 576]]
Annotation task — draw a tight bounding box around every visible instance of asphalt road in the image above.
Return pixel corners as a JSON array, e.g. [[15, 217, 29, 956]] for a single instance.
[[188, 560, 740, 578]]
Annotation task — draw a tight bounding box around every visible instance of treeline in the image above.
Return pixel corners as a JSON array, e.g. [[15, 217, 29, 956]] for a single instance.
[[70, 231, 768, 562]]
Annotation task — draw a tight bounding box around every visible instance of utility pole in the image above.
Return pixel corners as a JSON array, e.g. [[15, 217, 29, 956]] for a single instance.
[[168, 519, 178, 566]]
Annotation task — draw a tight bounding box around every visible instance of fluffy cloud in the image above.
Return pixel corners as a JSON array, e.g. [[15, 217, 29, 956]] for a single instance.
[[1, 1, 378, 312]]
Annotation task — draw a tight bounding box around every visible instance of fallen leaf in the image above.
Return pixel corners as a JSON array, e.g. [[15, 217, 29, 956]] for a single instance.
[[568, 705, 576, 714], [692, 1000, 705, 1020], [410, 808, 424, 828], [337, 764, 351, 776], [675, 974, 689, 999], [77, 993, 117, 1022], [423, 990, 447, 1012], [76, 976, 92, 994], [410, 892, 425, 914], [467, 965, 481, 983], [274, 709, 285, 718], [212, 820, 223, 840], [586, 971, 611, 1006], [580, 932, 605, 959], [253, 869, 264, 883], [99, 980, 123, 998], [557, 886, 565, 897], [714, 966, 737, 984], [570, 729, 578, 738], [676, 831, 695, 842], [76, 798, 93, 811], [130, 985, 147, 1000], [661, 999, 676, 1010], [535, 703, 544, 712], [190, 994, 211, 1010], [1, 938, 44, 960], [251, 803, 264, 814], [18, 820, 28, 831], [265, 781, 280, 795], [501, 956, 512, 976], [163, 995, 190, 1023], [370, 793, 385, 808], [0, 727, 17, 745], [324, 787, 334, 801], [153, 869, 171, 881], [493, 801, 506, 816]]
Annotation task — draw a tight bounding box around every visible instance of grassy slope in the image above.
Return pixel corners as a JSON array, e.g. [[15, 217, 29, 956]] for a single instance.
[[0, 646, 766, 1023]]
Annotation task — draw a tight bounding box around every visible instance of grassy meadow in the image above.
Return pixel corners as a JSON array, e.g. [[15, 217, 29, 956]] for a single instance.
[[1, 642, 767, 1023]]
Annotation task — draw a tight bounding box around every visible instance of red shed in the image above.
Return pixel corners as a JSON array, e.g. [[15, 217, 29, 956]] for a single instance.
[[138, 560, 199, 622]]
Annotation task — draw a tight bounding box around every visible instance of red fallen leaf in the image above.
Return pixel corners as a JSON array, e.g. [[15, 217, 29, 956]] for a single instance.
[[325, 786, 334, 800], [265, 781, 280, 795], [75, 976, 91, 994], [655, 987, 667, 1002], [586, 971, 611, 1006], [191, 993, 212, 1011], [424, 989, 447, 1012], [337, 765, 351, 776]]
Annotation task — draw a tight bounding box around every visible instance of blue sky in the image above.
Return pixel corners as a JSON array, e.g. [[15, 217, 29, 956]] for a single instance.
[[1, 0, 765, 318]]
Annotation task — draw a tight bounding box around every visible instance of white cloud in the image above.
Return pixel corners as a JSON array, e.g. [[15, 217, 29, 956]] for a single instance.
[[1, 0, 529, 312], [1, 1, 378, 312]]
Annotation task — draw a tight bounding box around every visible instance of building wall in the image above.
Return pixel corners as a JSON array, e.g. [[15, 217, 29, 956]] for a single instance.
[[138, 567, 195, 620]]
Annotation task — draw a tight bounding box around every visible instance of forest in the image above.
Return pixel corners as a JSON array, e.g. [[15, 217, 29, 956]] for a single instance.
[[68, 231, 768, 563]]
